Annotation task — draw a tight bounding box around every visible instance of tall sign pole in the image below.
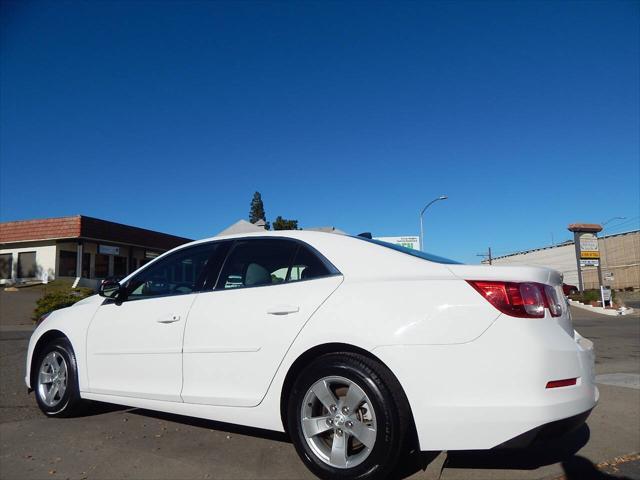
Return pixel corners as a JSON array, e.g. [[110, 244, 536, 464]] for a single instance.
[[568, 223, 603, 295], [572, 231, 584, 292]]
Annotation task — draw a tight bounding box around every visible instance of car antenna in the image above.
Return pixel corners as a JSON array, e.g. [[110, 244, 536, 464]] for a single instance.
[[357, 232, 373, 239]]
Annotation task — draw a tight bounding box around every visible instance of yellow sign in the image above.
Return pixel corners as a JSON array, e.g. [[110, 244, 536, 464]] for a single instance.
[[581, 251, 600, 259]]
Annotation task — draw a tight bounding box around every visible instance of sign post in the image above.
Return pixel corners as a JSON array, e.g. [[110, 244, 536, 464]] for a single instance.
[[568, 223, 603, 294], [572, 234, 584, 292], [600, 286, 612, 308]]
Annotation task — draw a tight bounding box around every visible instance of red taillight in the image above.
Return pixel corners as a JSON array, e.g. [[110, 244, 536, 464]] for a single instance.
[[543, 285, 563, 317], [467, 280, 561, 318], [546, 378, 578, 388]]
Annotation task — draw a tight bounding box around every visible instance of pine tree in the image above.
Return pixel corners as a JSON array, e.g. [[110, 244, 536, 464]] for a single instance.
[[249, 192, 269, 229]]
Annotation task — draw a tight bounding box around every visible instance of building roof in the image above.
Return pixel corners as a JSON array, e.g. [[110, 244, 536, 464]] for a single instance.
[[491, 229, 639, 261], [0, 216, 81, 244], [215, 219, 266, 237], [306, 226, 347, 235], [0, 215, 192, 251], [214, 220, 347, 237]]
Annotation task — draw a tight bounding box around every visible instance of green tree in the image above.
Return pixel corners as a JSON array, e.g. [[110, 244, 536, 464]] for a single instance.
[[249, 192, 269, 229], [272, 216, 299, 230]]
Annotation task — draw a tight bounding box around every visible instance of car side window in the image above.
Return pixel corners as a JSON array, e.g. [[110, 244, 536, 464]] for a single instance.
[[288, 245, 333, 282], [125, 243, 214, 300], [217, 239, 297, 290]]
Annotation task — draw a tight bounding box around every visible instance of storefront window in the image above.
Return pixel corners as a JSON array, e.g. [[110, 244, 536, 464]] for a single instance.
[[82, 253, 91, 278], [18, 252, 37, 278], [59, 251, 77, 277], [0, 254, 12, 279], [114, 256, 127, 277], [95, 254, 109, 278]]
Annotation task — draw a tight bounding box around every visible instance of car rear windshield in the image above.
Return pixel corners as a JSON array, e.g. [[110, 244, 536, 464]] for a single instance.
[[354, 236, 461, 264]]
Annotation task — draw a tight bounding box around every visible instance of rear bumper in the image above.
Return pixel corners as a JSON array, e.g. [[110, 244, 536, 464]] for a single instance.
[[374, 315, 599, 451]]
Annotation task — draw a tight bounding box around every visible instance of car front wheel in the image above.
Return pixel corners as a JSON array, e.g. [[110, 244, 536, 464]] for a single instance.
[[287, 352, 410, 480], [33, 337, 84, 417]]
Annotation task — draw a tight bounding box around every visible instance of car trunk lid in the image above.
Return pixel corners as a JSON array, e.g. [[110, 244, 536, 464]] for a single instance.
[[446, 264, 573, 337]]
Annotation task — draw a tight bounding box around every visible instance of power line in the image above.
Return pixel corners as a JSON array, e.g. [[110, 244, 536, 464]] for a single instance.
[[602, 216, 640, 231]]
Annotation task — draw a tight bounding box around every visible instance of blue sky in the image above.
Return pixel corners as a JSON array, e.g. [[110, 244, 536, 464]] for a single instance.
[[1, 1, 638, 263]]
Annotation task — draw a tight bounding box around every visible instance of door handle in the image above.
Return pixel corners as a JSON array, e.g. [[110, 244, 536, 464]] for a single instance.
[[267, 305, 300, 315], [157, 314, 181, 324]]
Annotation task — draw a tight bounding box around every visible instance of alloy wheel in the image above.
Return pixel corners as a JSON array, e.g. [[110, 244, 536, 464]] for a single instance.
[[300, 375, 377, 469], [37, 351, 68, 407]]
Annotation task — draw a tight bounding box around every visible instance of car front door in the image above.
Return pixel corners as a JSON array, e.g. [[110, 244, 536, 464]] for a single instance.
[[86, 243, 214, 402], [182, 238, 343, 407]]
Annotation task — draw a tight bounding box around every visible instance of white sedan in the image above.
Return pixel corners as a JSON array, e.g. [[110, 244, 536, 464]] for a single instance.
[[26, 231, 598, 479]]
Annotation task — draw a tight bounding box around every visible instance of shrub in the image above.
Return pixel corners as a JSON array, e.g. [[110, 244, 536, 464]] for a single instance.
[[33, 287, 94, 321], [569, 288, 616, 305]]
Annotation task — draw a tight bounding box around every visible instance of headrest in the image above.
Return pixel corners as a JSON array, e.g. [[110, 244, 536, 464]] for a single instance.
[[244, 263, 271, 286]]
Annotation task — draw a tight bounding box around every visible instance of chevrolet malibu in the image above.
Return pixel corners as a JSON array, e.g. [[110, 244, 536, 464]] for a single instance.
[[26, 231, 598, 479]]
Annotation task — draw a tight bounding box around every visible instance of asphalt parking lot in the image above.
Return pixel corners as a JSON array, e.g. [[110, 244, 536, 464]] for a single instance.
[[0, 306, 638, 480]]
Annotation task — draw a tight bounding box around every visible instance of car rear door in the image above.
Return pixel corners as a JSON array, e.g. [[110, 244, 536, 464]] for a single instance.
[[181, 238, 343, 407]]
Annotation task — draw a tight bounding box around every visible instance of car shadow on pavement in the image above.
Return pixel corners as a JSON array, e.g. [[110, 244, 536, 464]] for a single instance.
[[80, 400, 130, 416], [82, 407, 629, 480], [561, 455, 634, 480], [391, 450, 442, 479], [445, 423, 591, 470], [127, 407, 444, 479], [439, 425, 633, 479], [129, 408, 291, 443]]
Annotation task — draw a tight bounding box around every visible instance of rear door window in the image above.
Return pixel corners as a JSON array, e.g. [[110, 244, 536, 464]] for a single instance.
[[217, 239, 298, 290], [288, 245, 334, 282]]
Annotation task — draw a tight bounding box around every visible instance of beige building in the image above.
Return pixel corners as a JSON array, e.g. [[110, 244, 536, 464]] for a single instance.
[[489, 229, 639, 291]]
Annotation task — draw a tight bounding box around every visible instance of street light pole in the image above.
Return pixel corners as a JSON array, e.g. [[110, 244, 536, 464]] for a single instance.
[[419, 195, 448, 251]]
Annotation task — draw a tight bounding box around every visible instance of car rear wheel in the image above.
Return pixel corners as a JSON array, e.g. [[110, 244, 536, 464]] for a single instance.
[[287, 353, 410, 480], [34, 338, 84, 417]]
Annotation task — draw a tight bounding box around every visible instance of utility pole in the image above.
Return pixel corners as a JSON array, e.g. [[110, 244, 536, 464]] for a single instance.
[[477, 247, 492, 265]]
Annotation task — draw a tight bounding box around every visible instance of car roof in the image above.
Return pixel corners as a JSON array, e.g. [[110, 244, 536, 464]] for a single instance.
[[174, 230, 454, 280]]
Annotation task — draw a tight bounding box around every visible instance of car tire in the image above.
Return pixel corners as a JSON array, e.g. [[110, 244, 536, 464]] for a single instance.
[[33, 337, 85, 417], [287, 352, 411, 480]]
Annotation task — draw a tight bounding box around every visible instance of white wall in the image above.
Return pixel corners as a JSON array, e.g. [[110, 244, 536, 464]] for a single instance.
[[491, 243, 580, 285], [490, 231, 640, 290], [0, 241, 57, 284]]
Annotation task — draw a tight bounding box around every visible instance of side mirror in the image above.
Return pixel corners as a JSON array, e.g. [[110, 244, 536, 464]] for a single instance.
[[99, 280, 122, 300]]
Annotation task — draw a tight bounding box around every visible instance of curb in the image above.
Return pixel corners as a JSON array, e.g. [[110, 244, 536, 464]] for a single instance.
[[568, 300, 635, 316]]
